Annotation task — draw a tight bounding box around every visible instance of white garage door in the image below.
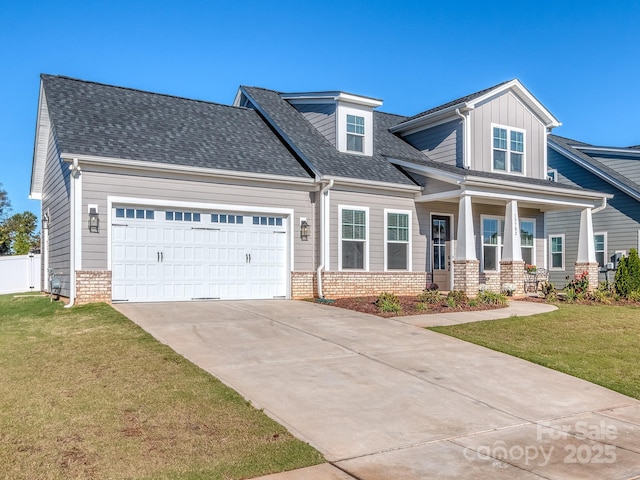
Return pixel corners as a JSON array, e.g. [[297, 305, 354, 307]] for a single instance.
[[111, 207, 288, 302]]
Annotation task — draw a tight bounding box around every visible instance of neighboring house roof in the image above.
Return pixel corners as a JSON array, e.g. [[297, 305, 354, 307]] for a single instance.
[[391, 79, 561, 133], [39, 75, 312, 179], [240, 86, 419, 186], [549, 134, 640, 202]]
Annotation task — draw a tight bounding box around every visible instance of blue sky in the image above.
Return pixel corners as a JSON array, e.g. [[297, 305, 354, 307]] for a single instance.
[[1, 0, 638, 218]]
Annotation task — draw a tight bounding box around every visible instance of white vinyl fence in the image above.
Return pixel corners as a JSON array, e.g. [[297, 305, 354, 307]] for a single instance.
[[0, 254, 42, 294]]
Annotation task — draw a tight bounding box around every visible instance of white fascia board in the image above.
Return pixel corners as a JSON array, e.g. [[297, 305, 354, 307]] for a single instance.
[[462, 188, 596, 209], [323, 175, 422, 193], [549, 140, 640, 202], [415, 189, 461, 203], [281, 91, 382, 108], [389, 104, 470, 134], [574, 146, 640, 157], [30, 82, 49, 198], [463, 177, 612, 201], [386, 157, 464, 184], [60, 154, 316, 186], [240, 87, 322, 178]]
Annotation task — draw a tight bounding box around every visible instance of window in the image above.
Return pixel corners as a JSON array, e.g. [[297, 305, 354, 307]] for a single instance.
[[492, 126, 525, 173], [340, 207, 367, 270], [594, 233, 607, 268], [166, 211, 201, 222], [482, 217, 503, 271], [115, 208, 154, 220], [520, 220, 535, 265], [547, 169, 557, 182], [252, 216, 282, 226], [550, 235, 564, 270], [386, 211, 410, 270], [213, 214, 244, 224], [346, 114, 364, 153]]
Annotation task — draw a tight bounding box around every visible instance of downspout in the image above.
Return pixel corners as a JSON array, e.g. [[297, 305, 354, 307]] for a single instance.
[[455, 108, 470, 169], [316, 179, 334, 298], [65, 158, 81, 308], [592, 196, 607, 214]]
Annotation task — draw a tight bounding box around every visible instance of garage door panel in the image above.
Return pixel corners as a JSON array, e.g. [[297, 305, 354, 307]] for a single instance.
[[112, 208, 288, 302]]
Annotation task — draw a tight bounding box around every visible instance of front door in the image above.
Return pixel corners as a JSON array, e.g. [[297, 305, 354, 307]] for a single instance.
[[432, 216, 451, 290]]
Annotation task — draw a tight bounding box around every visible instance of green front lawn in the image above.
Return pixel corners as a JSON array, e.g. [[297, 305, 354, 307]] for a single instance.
[[430, 303, 640, 399], [0, 294, 323, 480]]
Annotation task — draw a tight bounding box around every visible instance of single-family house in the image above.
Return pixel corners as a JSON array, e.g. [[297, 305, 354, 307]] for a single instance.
[[546, 134, 640, 286], [30, 75, 610, 304]]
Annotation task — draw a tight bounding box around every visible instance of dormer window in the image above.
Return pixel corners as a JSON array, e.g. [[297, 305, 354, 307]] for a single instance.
[[346, 114, 365, 153], [492, 125, 525, 174]]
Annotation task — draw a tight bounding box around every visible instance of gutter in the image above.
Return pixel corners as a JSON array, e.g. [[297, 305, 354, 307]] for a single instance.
[[316, 179, 334, 298], [592, 196, 608, 214], [454, 108, 473, 169]]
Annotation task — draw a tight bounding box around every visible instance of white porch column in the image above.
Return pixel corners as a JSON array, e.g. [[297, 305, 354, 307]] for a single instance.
[[502, 200, 522, 262], [577, 208, 596, 263], [455, 193, 476, 260]]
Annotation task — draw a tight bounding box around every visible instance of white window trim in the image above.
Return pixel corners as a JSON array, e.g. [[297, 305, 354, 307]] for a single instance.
[[338, 205, 370, 271], [481, 215, 503, 272], [384, 209, 412, 272], [549, 234, 565, 271], [336, 103, 374, 156], [346, 114, 365, 153], [547, 168, 558, 182], [594, 232, 607, 268], [491, 123, 526, 175], [520, 217, 536, 266]]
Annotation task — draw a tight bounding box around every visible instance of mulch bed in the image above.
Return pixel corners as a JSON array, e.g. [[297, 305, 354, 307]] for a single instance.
[[327, 296, 508, 318]]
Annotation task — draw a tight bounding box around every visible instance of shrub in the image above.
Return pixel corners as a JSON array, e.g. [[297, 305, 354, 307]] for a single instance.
[[628, 290, 640, 302], [565, 271, 588, 298], [501, 283, 516, 296], [591, 282, 614, 304], [615, 249, 640, 298], [539, 281, 555, 298], [468, 299, 479, 307], [446, 290, 468, 309], [375, 292, 402, 314], [477, 291, 508, 306], [418, 289, 441, 304], [414, 302, 429, 312]]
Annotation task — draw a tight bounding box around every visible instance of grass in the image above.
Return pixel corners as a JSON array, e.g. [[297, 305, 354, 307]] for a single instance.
[[0, 294, 323, 480], [430, 303, 640, 400]]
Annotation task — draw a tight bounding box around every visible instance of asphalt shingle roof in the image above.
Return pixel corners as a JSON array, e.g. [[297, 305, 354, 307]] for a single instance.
[[549, 134, 640, 195], [241, 86, 418, 186], [41, 75, 311, 178]]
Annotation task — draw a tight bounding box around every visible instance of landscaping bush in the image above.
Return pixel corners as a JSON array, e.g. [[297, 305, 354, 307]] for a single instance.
[[565, 271, 588, 300], [539, 281, 555, 298], [375, 292, 402, 314], [477, 290, 508, 306], [615, 248, 640, 298], [418, 289, 441, 304], [446, 290, 468, 309], [591, 282, 614, 304], [414, 302, 429, 312]]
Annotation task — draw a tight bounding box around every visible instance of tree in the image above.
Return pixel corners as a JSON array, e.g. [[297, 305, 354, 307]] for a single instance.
[[0, 183, 10, 221], [0, 212, 39, 255]]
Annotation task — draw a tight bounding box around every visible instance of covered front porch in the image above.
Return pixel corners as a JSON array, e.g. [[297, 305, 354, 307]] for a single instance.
[[415, 175, 611, 297]]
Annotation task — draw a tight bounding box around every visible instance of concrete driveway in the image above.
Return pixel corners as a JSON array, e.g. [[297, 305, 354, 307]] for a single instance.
[[114, 300, 640, 480]]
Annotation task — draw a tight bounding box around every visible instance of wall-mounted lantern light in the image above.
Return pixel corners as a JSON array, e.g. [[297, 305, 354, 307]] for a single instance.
[[300, 219, 310, 241], [88, 206, 99, 233]]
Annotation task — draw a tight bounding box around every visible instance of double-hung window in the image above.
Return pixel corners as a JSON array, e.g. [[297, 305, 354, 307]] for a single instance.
[[346, 115, 365, 153], [520, 220, 535, 265], [482, 217, 503, 271], [493, 126, 524, 174], [550, 235, 564, 270], [594, 233, 607, 268], [341, 207, 367, 270], [386, 210, 410, 270]]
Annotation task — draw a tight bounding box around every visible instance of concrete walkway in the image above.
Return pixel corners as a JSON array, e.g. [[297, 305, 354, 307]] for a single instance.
[[114, 300, 640, 480]]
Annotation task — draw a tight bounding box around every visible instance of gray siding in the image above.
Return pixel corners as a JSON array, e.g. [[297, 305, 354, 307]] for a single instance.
[[471, 91, 547, 179], [329, 189, 426, 272], [404, 119, 462, 166], [292, 103, 336, 146], [546, 148, 640, 285], [81, 168, 317, 272], [41, 127, 71, 297], [591, 155, 640, 185]]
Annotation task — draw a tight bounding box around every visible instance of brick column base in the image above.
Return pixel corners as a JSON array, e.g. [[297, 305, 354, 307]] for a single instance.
[[500, 260, 525, 297], [453, 260, 480, 298], [575, 262, 600, 292], [75, 270, 112, 305]]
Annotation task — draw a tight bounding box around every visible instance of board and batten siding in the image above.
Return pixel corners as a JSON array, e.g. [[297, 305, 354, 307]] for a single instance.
[[403, 119, 462, 167], [547, 148, 640, 285], [470, 91, 547, 179], [291, 103, 337, 147], [80, 168, 316, 272], [329, 189, 426, 272], [41, 127, 71, 297]]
